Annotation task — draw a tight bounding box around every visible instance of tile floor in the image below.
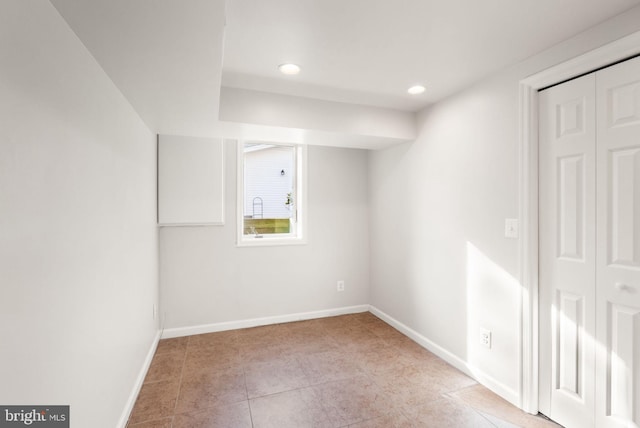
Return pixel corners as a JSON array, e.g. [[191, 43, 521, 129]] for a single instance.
[[127, 312, 560, 427]]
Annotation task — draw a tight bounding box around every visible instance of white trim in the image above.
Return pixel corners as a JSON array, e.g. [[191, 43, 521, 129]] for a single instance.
[[518, 30, 640, 414], [158, 222, 225, 227], [369, 306, 520, 406], [161, 305, 369, 339], [235, 236, 309, 247], [518, 81, 540, 414], [159, 303, 520, 403], [116, 329, 161, 428]]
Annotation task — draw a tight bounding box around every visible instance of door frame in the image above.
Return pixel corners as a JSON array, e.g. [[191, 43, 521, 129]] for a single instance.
[[518, 30, 640, 414]]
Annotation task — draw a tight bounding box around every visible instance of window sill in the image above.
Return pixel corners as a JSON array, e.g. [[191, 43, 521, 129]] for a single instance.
[[237, 236, 307, 247]]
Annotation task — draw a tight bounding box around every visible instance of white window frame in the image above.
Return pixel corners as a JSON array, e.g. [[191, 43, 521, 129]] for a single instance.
[[236, 140, 307, 247]]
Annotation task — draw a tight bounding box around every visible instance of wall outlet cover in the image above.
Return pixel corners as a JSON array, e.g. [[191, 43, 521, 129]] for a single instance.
[[504, 218, 519, 239], [480, 328, 492, 348]]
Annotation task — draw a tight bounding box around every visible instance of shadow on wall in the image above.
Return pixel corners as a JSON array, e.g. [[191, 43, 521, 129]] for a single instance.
[[466, 241, 520, 402], [466, 243, 633, 417]]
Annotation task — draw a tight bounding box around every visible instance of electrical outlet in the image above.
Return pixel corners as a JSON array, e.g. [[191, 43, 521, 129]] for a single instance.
[[480, 328, 492, 348], [337, 280, 345, 292]]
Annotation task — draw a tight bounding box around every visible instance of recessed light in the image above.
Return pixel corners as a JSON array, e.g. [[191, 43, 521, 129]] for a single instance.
[[408, 85, 426, 95], [278, 63, 301, 75]]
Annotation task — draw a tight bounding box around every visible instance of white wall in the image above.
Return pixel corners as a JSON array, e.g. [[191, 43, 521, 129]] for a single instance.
[[369, 5, 640, 406], [0, 2, 158, 427], [50, 0, 227, 138], [160, 142, 369, 330], [220, 87, 417, 141]]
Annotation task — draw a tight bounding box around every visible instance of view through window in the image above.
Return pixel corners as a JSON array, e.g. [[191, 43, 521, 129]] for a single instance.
[[238, 142, 305, 245]]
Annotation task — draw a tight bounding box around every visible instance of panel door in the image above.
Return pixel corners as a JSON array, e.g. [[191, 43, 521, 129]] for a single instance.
[[595, 55, 640, 428], [539, 73, 597, 428]]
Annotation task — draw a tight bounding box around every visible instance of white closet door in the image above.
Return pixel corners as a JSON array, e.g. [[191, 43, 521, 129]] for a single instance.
[[595, 55, 640, 428], [539, 73, 597, 428]]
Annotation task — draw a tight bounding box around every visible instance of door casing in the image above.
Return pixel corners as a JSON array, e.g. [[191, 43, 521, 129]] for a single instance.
[[518, 30, 640, 414]]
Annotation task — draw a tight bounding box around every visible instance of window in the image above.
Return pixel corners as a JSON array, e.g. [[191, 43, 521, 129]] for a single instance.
[[237, 141, 307, 246]]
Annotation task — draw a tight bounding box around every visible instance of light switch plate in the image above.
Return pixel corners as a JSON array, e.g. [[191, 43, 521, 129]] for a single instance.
[[504, 218, 519, 239]]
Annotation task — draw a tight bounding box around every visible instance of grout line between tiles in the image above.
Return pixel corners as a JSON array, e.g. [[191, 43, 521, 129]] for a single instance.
[[239, 356, 254, 428], [132, 313, 547, 428], [171, 335, 190, 416], [475, 407, 503, 428]]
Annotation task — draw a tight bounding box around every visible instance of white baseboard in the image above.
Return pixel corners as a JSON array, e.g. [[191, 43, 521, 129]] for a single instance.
[[161, 305, 370, 339], [368, 305, 520, 408], [158, 304, 520, 408], [466, 364, 520, 407], [117, 329, 161, 428]]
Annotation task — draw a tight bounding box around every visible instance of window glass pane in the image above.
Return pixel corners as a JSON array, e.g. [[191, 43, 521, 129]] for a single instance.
[[243, 143, 295, 235]]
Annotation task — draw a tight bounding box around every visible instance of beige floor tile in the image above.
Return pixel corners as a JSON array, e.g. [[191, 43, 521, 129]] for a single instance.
[[350, 345, 413, 375], [278, 333, 339, 356], [144, 351, 184, 383], [407, 358, 477, 392], [480, 412, 523, 428], [175, 367, 247, 414], [333, 333, 388, 353], [331, 323, 378, 338], [368, 367, 443, 408], [449, 384, 562, 428], [183, 345, 242, 375], [155, 337, 189, 355], [244, 357, 310, 398], [406, 397, 495, 428], [249, 387, 334, 428], [173, 401, 252, 428], [299, 350, 365, 384], [385, 339, 445, 366], [236, 324, 290, 347], [363, 319, 405, 340], [188, 330, 239, 349], [128, 379, 180, 425], [342, 312, 379, 324], [347, 410, 414, 428], [239, 343, 296, 365], [128, 313, 564, 428], [127, 417, 173, 428], [312, 376, 397, 426], [312, 315, 354, 329]]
